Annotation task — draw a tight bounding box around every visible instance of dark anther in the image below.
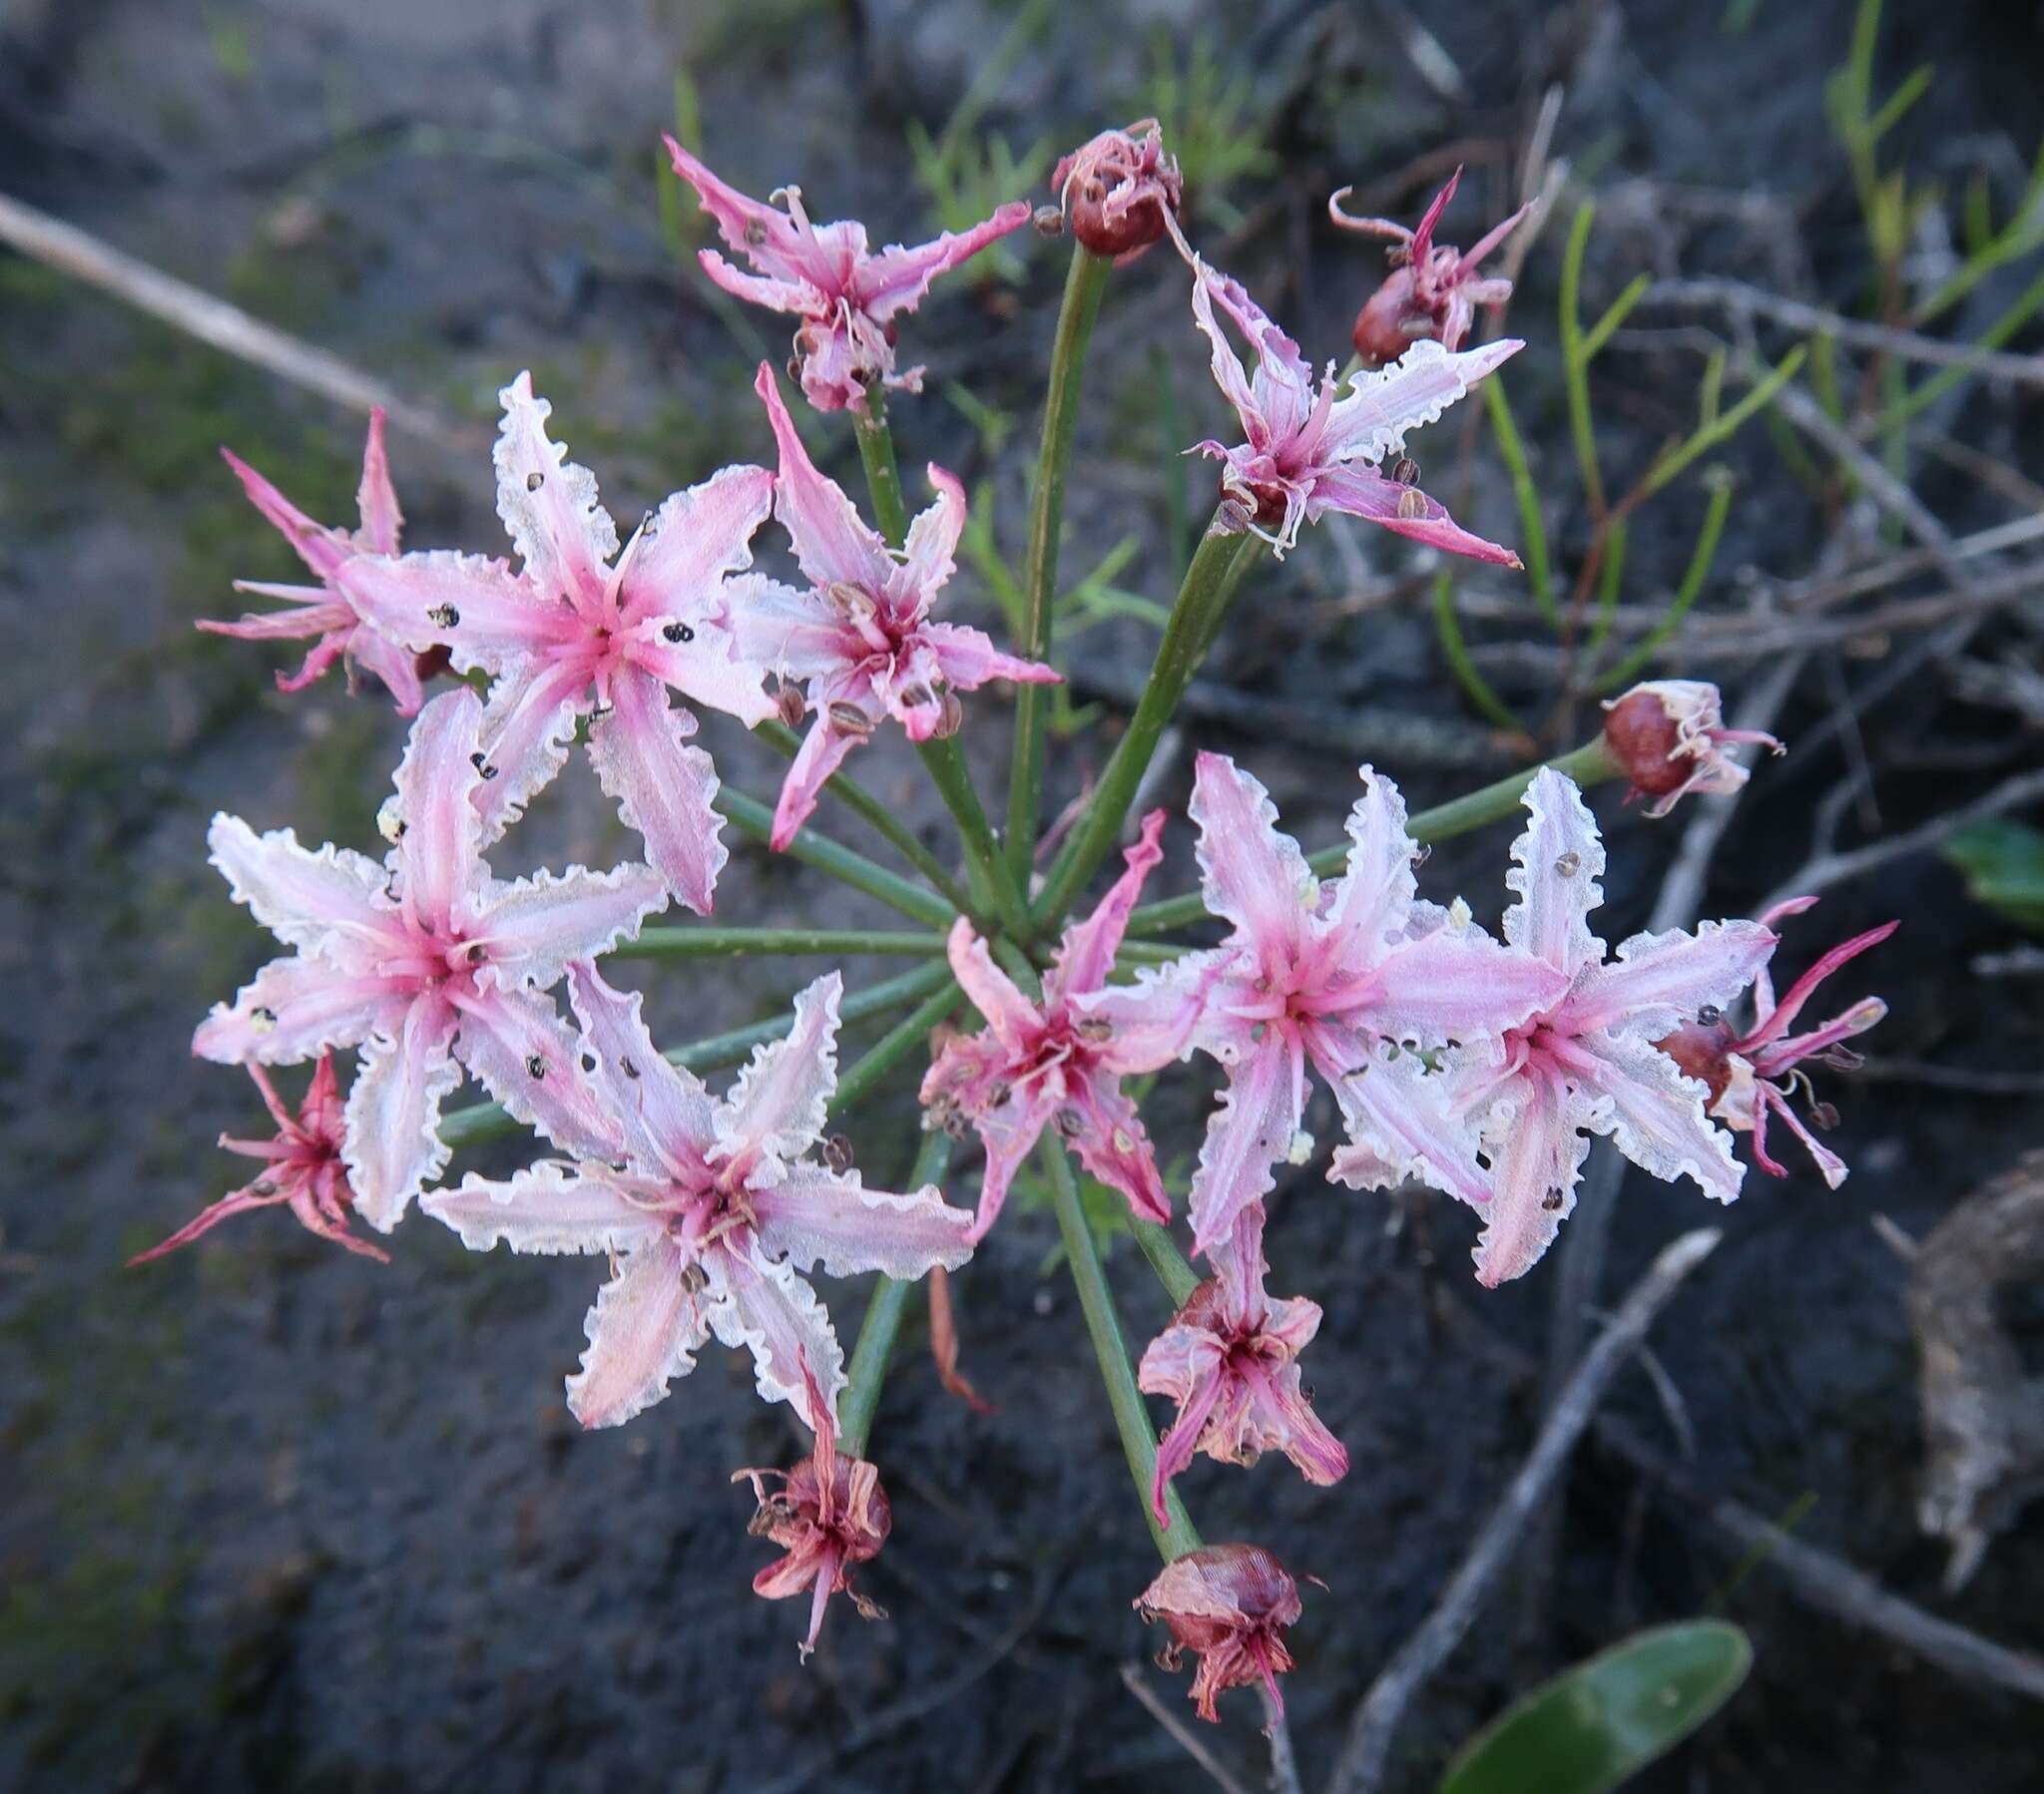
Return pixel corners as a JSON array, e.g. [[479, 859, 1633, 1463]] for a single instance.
[[621, 1057, 639, 1080], [526, 1054, 546, 1079], [1697, 1004, 1723, 1027], [663, 622, 695, 645], [427, 604, 459, 628], [526, 470, 544, 491], [1542, 1191, 1565, 1210], [1392, 455, 1421, 487], [823, 1133, 854, 1173]]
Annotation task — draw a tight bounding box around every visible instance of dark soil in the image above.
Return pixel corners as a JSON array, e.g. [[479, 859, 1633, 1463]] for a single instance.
[[4, 1, 2042, 1790]]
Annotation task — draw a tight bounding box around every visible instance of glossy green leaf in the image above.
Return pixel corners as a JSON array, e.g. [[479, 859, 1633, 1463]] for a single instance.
[[1942, 819, 2044, 934], [1439, 1620, 1753, 1794]]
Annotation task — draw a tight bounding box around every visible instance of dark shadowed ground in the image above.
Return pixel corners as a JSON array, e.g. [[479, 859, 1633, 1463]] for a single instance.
[[4, 1, 2043, 1789]]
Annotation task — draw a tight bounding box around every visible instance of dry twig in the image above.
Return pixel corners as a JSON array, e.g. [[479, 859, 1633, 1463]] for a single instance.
[[1120, 1662, 1257, 1794]]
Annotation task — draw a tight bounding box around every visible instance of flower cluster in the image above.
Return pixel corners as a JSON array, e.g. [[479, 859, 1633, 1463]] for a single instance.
[[156, 118, 1897, 1728]]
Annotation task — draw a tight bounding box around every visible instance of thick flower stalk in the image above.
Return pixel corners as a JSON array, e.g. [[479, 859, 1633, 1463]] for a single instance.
[[203, 409, 429, 711], [340, 374, 777, 911], [1188, 257, 1522, 561], [1658, 896, 1896, 1188], [1052, 119, 1183, 259], [1439, 768, 1779, 1285], [194, 688, 666, 1226], [423, 962, 973, 1428], [1135, 1544, 1305, 1726], [922, 811, 1192, 1240], [1084, 753, 1564, 1257], [664, 137, 1030, 413], [1602, 678, 1788, 817], [737, 1357, 892, 1659], [1140, 1198, 1345, 1525], [738, 364, 1059, 849], [132, 1057, 386, 1264], [1328, 165, 1529, 364]]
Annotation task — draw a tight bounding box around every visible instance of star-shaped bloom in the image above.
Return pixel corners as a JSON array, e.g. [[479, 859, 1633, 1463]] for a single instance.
[[423, 962, 974, 1429], [738, 364, 1059, 849], [737, 1355, 892, 1660], [133, 1057, 387, 1265], [1602, 679, 1787, 817], [1085, 754, 1565, 1258], [340, 374, 777, 911], [1052, 118, 1184, 259], [202, 409, 431, 712], [193, 688, 668, 1227], [1328, 165, 1530, 364], [1658, 897, 1895, 1189], [921, 811, 1195, 1240], [665, 137, 1031, 414], [1135, 1544, 1304, 1726], [1441, 768, 1780, 1286], [1139, 1200, 1345, 1525], [1188, 258, 1522, 562]]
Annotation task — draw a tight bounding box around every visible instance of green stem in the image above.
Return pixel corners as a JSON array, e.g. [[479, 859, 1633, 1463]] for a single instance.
[[1124, 736, 1623, 937], [918, 736, 1034, 942], [838, 1129, 954, 1458], [1031, 521, 1257, 933], [1005, 244, 1114, 882], [851, 383, 909, 546], [1130, 1217, 1202, 1308], [753, 719, 974, 914], [612, 926, 948, 960], [1040, 1139, 1202, 1561], [438, 961, 952, 1151], [829, 976, 963, 1114], [717, 787, 956, 931]]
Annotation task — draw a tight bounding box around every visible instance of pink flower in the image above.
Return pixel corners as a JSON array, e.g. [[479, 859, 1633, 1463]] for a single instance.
[[1139, 1200, 1345, 1525], [422, 962, 974, 1428], [1443, 769, 1780, 1286], [1658, 898, 1895, 1189], [202, 409, 430, 712], [132, 1057, 387, 1265], [921, 811, 1189, 1240], [1085, 754, 1564, 1257], [737, 1356, 891, 1659], [1602, 679, 1787, 817], [339, 375, 777, 912], [664, 136, 1031, 413], [739, 364, 1059, 849], [193, 688, 669, 1227], [1188, 259, 1522, 562], [1135, 1544, 1304, 1726], [1052, 119, 1184, 259], [1328, 165, 1529, 364]]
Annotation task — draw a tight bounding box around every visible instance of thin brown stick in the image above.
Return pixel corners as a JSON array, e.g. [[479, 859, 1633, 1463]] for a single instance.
[[1120, 1662, 1256, 1794], [1325, 1228, 1723, 1794], [0, 189, 475, 448]]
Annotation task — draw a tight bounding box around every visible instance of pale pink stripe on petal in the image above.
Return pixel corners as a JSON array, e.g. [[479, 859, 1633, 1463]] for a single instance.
[[1503, 767, 1607, 975], [1190, 753, 1316, 949], [917, 621, 1061, 691], [750, 1162, 973, 1279], [338, 550, 559, 673], [754, 363, 889, 593], [452, 982, 620, 1161], [468, 654, 589, 845], [587, 667, 728, 913], [567, 1234, 711, 1429], [422, 1160, 668, 1256], [1580, 1032, 1747, 1204], [716, 972, 840, 1169], [1050, 809, 1166, 1000], [343, 993, 463, 1229], [855, 201, 1032, 317], [622, 462, 775, 624], [493, 372, 618, 615], [1306, 463, 1521, 565], [945, 920, 1038, 1053], [1187, 1042, 1296, 1258], [355, 407, 403, 555], [705, 1247, 845, 1420], [206, 814, 393, 955], [564, 961, 719, 1163], [962, 1083, 1063, 1245], [193, 956, 410, 1065], [463, 859, 667, 994], [1471, 1074, 1591, 1287], [221, 447, 349, 581], [1065, 1079, 1171, 1225], [894, 464, 967, 610], [1568, 918, 1775, 1040], [769, 714, 863, 851], [390, 690, 488, 926]]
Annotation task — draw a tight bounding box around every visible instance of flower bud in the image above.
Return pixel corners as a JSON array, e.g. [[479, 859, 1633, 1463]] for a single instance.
[[1052, 120, 1183, 259], [1135, 1543, 1304, 1725]]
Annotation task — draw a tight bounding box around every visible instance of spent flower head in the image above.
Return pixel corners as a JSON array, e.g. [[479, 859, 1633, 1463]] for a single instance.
[[1051, 119, 1184, 259], [1135, 1543, 1304, 1726], [1602, 679, 1787, 818], [665, 137, 1030, 413]]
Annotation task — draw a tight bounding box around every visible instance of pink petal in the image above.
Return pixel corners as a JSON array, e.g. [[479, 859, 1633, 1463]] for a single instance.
[[1365, 927, 1569, 1049], [389, 690, 489, 928], [129, 1182, 291, 1265], [355, 406, 403, 555], [1306, 463, 1521, 566], [564, 960, 719, 1162], [1325, 337, 1522, 466], [343, 993, 463, 1228], [493, 372, 618, 615], [854, 201, 1033, 319], [1190, 753, 1316, 950], [1076, 951, 1224, 1074], [945, 919, 1039, 1053], [1745, 920, 1899, 1051], [585, 668, 727, 914], [422, 1159, 668, 1255], [727, 575, 860, 683], [1503, 767, 1607, 976], [1187, 1042, 1298, 1258], [751, 1163, 974, 1279], [468, 655, 589, 846], [1048, 810, 1167, 1001], [699, 248, 817, 314], [961, 1083, 1063, 1243], [917, 620, 1061, 692], [1190, 263, 1312, 445], [1471, 1072, 1591, 1286], [1318, 1027, 1493, 1209], [201, 591, 349, 641], [892, 463, 966, 612], [624, 614, 775, 729], [207, 813, 392, 955], [1315, 768, 1419, 961], [451, 981, 621, 1160], [193, 955, 410, 1065], [769, 714, 863, 850], [704, 1247, 846, 1419], [1145, 1332, 1230, 1524], [338, 550, 565, 674], [619, 462, 775, 627], [1064, 1076, 1171, 1225], [344, 624, 426, 715], [567, 1234, 712, 1429], [222, 446, 348, 581], [1568, 919, 1776, 1041], [1579, 1031, 1746, 1203], [755, 362, 890, 594], [716, 972, 841, 1169], [664, 136, 823, 288], [462, 858, 669, 994]]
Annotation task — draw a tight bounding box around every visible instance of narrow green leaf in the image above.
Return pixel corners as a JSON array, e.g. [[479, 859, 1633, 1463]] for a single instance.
[[1432, 574, 1527, 734]]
